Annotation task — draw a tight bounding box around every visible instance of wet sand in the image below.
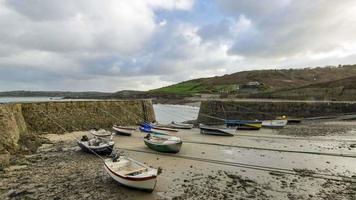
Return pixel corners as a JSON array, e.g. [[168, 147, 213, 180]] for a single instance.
[[1, 120, 356, 199]]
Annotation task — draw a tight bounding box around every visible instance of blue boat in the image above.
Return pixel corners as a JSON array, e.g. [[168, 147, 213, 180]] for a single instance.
[[139, 126, 168, 135]]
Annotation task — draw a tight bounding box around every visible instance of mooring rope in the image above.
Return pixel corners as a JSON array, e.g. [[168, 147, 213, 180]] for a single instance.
[[37, 110, 105, 161], [117, 147, 356, 183]]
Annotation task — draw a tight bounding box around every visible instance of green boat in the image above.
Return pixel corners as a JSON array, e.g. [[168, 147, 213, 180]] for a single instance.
[[143, 135, 182, 153]]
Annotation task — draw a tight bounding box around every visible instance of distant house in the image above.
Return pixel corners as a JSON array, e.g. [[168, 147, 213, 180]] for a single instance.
[[247, 81, 260, 86], [237, 81, 263, 94]]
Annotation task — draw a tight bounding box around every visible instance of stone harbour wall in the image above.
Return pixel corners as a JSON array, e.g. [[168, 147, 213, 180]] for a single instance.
[[0, 100, 155, 159], [198, 100, 356, 124]]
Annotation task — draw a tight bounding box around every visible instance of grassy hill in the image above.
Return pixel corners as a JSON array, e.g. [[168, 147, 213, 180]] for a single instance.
[[152, 65, 356, 96], [255, 75, 356, 100]]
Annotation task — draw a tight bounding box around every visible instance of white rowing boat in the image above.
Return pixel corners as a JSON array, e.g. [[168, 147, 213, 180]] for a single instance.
[[104, 156, 158, 192]]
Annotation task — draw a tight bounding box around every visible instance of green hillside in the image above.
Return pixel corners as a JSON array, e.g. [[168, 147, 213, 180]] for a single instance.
[[152, 65, 356, 96]]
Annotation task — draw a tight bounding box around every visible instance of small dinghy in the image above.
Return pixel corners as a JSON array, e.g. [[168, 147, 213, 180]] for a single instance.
[[104, 154, 158, 192], [225, 120, 262, 130], [199, 124, 235, 136], [77, 135, 114, 155], [262, 120, 288, 129], [113, 125, 134, 136], [144, 134, 182, 153], [90, 129, 112, 137]]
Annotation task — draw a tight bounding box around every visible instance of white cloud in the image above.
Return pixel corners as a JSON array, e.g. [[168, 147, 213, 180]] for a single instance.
[[1, 0, 356, 92]]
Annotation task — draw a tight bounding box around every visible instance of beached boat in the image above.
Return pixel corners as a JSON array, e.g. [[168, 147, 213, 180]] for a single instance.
[[104, 156, 158, 192], [139, 126, 168, 135], [113, 125, 134, 136], [169, 121, 193, 129], [225, 120, 262, 130], [90, 129, 112, 137], [77, 135, 114, 155], [199, 124, 235, 136], [144, 134, 182, 153], [262, 120, 288, 129], [142, 122, 178, 132]]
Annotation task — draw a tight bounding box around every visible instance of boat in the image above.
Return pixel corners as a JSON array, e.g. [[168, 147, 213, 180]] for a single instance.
[[113, 125, 134, 136], [104, 155, 158, 192], [225, 120, 262, 130], [142, 122, 178, 132], [262, 120, 288, 129], [169, 121, 193, 129], [90, 129, 112, 137], [199, 124, 235, 136], [77, 135, 114, 155], [139, 126, 168, 135], [143, 134, 182, 153]]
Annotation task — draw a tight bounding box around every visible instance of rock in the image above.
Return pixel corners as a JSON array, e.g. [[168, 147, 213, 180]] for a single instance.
[[0, 151, 10, 168]]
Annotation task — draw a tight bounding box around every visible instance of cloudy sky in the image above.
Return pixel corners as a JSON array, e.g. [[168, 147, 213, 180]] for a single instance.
[[1, 0, 356, 92]]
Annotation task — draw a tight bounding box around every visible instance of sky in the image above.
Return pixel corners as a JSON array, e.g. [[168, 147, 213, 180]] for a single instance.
[[1, 0, 356, 92]]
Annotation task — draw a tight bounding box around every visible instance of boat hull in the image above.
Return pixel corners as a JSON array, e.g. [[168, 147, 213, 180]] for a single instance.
[[139, 127, 168, 135], [104, 162, 157, 192], [262, 120, 288, 129], [77, 141, 114, 155], [113, 127, 132, 136], [144, 139, 182, 153], [199, 126, 234, 136]]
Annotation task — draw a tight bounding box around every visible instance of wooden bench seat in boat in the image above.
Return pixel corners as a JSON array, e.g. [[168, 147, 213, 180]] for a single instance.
[[118, 167, 147, 176]]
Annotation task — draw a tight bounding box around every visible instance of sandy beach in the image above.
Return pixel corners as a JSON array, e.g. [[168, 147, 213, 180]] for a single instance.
[[1, 119, 356, 200]]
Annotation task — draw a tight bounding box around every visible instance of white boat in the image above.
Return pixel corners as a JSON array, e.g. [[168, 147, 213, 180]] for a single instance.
[[104, 156, 158, 192], [77, 135, 114, 155], [262, 120, 288, 129], [90, 129, 112, 137], [112, 125, 134, 136]]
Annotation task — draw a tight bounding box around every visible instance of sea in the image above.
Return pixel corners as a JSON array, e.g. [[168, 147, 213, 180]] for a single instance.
[[0, 97, 199, 124]]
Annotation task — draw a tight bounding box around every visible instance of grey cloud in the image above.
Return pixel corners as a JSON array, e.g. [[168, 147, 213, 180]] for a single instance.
[[217, 0, 356, 58]]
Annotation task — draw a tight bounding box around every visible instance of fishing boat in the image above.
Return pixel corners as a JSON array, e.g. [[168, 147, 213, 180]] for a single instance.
[[143, 134, 182, 153], [113, 125, 134, 136], [262, 119, 288, 129], [104, 155, 158, 192], [77, 135, 114, 155], [139, 126, 168, 135], [199, 124, 235, 136], [225, 120, 262, 130], [90, 129, 112, 137]]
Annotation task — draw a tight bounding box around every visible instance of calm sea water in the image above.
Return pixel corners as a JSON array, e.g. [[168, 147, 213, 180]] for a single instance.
[[0, 97, 199, 123], [153, 104, 199, 124]]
